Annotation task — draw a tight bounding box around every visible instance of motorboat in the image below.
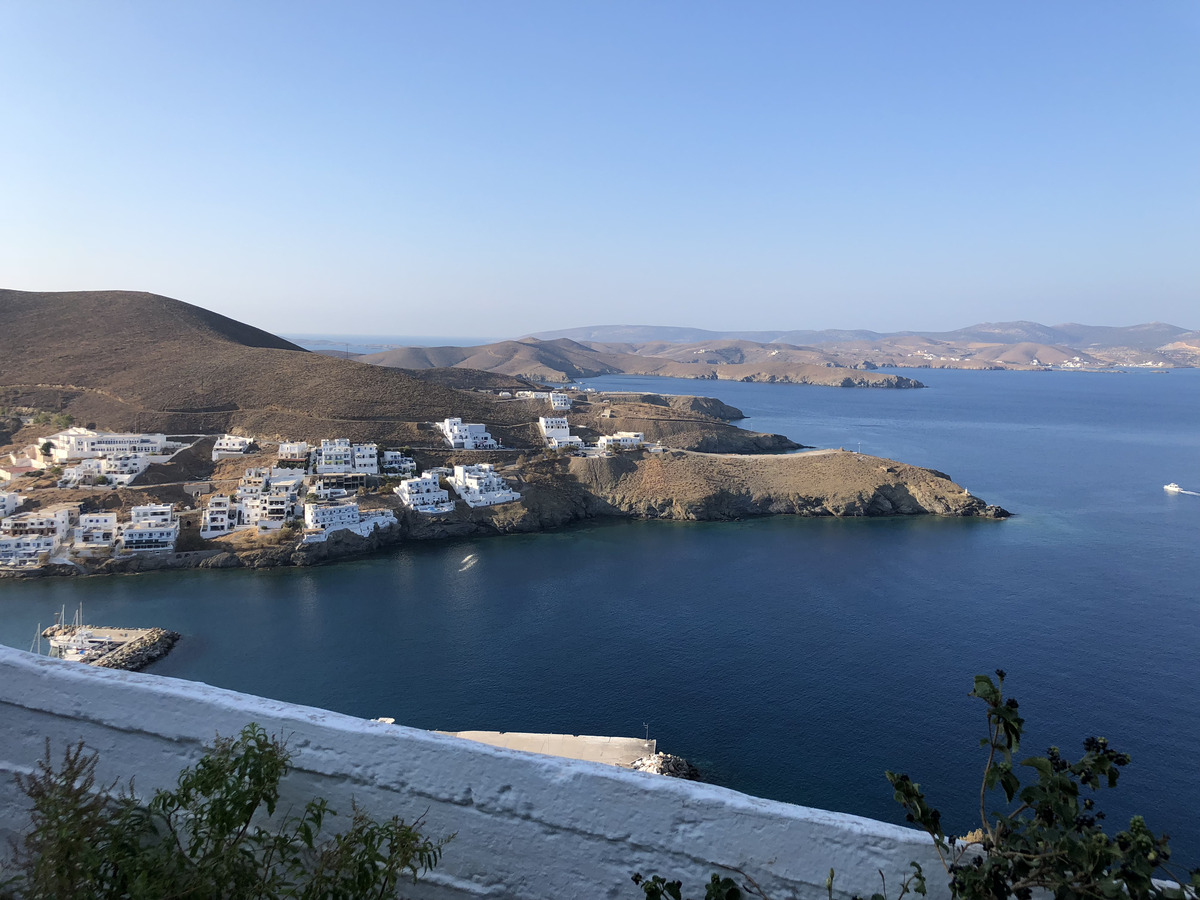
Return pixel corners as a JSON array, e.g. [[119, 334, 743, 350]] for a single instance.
[[1164, 483, 1183, 493]]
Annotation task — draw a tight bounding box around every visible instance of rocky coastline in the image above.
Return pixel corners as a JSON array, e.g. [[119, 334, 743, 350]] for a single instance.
[[1, 450, 1008, 580]]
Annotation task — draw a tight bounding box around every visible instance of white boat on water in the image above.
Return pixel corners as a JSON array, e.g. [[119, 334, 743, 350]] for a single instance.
[[1164, 483, 1183, 493], [51, 630, 113, 663], [45, 603, 116, 663]]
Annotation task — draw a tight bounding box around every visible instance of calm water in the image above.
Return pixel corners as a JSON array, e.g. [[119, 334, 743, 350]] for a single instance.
[[2, 368, 1199, 863]]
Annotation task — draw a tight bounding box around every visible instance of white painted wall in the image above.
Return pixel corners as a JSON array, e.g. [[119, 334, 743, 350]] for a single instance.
[[0, 646, 947, 900]]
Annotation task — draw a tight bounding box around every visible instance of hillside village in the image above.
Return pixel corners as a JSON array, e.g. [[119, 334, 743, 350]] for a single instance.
[[0, 390, 667, 572]]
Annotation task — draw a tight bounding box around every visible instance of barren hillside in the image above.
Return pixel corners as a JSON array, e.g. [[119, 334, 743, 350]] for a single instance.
[[0, 289, 795, 452]]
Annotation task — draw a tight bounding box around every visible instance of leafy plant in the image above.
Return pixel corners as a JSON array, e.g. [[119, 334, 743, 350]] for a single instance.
[[888, 670, 1198, 900], [630, 673, 1198, 900], [1, 723, 448, 900]]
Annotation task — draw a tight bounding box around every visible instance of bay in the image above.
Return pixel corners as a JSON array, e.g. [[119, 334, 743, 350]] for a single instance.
[[2, 368, 1198, 864]]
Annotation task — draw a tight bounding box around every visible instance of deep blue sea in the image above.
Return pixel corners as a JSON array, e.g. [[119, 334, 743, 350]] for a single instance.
[[2, 368, 1198, 864]]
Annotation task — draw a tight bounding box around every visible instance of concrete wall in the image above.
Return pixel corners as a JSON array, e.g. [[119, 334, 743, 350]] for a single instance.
[[0, 646, 948, 899]]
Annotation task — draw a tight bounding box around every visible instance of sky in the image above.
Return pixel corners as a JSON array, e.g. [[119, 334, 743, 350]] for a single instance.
[[1, 2, 1198, 338]]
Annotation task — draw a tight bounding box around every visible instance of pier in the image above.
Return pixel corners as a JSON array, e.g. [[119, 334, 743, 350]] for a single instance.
[[40, 624, 180, 671], [435, 730, 656, 768]]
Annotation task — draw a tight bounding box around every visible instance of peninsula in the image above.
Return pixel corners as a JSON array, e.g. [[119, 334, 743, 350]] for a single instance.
[[0, 289, 1007, 577]]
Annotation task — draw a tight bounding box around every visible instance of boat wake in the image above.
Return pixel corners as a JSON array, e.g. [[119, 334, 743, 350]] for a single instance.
[[1164, 483, 1200, 496], [458, 553, 478, 572]]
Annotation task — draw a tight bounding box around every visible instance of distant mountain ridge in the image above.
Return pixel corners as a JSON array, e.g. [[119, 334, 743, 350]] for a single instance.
[[525, 321, 1196, 351], [360, 336, 925, 387]]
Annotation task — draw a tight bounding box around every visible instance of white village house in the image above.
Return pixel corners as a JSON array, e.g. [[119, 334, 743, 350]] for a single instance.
[[437, 418, 498, 451], [537, 417, 583, 450], [395, 472, 455, 513], [119, 505, 178, 553], [314, 439, 379, 475], [73, 512, 119, 556], [380, 450, 416, 476], [41, 427, 168, 464], [0, 491, 23, 518], [447, 464, 520, 508], [211, 434, 255, 462], [200, 495, 233, 538], [277, 441, 310, 468], [0, 534, 56, 567], [301, 499, 396, 543], [597, 431, 645, 451]]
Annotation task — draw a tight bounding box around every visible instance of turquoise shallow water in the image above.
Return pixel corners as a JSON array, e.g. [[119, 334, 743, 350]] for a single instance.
[[2, 368, 1198, 863]]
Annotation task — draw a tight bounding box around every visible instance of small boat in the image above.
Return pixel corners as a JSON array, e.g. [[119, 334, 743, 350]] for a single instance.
[[1164, 483, 1183, 493]]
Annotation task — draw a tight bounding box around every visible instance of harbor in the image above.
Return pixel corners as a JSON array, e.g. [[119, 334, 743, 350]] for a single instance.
[[39, 613, 180, 671]]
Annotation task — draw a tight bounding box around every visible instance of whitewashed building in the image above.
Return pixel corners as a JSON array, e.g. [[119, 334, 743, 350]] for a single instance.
[[301, 500, 396, 543], [448, 464, 520, 508], [0, 534, 56, 567], [380, 451, 416, 476], [74, 513, 118, 554], [130, 504, 175, 527], [314, 438, 353, 473], [537, 417, 583, 450], [232, 468, 303, 529], [597, 432, 646, 451], [304, 500, 361, 531], [394, 473, 455, 513], [277, 441, 310, 468], [119, 520, 179, 553], [211, 434, 254, 462], [549, 392, 572, 410], [201, 495, 233, 537], [1, 506, 76, 539], [437, 419, 498, 451], [314, 439, 379, 475], [58, 454, 149, 488], [0, 492, 22, 518], [516, 391, 551, 400], [43, 427, 167, 463]]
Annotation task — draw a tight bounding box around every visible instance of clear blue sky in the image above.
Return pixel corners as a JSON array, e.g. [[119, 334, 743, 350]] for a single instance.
[[2, 2, 1197, 337]]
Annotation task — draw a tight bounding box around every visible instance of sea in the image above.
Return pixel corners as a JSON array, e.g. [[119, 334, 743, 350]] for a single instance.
[[2, 368, 1198, 864]]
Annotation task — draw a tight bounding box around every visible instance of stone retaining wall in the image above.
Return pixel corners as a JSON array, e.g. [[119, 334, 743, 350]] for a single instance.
[[0, 646, 948, 899]]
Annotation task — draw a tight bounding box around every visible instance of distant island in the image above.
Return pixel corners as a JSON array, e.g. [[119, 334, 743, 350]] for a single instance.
[[0, 289, 1007, 578], [326, 320, 1200, 385]]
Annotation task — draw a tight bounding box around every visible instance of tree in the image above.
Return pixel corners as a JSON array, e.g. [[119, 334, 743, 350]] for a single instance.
[[633, 673, 1199, 900], [2, 723, 448, 900]]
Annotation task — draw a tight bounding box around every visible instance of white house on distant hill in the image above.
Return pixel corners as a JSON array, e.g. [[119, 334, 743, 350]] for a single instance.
[[537, 417, 583, 450], [437, 419, 498, 451]]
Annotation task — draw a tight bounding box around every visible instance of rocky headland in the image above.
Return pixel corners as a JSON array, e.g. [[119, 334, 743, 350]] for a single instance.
[[8, 448, 1006, 579]]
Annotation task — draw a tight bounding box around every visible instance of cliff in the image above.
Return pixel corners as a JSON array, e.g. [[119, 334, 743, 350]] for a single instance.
[[562, 450, 1008, 520]]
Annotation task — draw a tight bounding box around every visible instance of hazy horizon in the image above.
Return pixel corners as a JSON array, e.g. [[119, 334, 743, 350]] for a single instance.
[[3, 2, 1197, 336]]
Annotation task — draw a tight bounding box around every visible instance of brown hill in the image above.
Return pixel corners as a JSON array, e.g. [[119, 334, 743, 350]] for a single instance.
[[0, 289, 791, 452], [0, 289, 552, 445], [361, 336, 925, 387], [563, 450, 1009, 520]]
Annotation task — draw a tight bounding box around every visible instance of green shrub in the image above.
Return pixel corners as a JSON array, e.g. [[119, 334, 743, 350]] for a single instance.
[[633, 673, 1199, 900], [1, 724, 448, 900]]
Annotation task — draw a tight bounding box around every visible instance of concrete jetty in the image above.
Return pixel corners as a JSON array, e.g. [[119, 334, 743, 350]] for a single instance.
[[435, 730, 656, 768], [41, 624, 180, 671]]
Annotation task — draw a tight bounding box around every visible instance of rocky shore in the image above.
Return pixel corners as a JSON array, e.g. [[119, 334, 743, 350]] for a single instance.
[[631, 752, 702, 780], [92, 628, 181, 671], [3, 450, 1008, 579]]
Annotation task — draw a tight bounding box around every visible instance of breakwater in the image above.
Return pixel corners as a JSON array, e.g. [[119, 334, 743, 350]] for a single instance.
[[41, 624, 181, 671]]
